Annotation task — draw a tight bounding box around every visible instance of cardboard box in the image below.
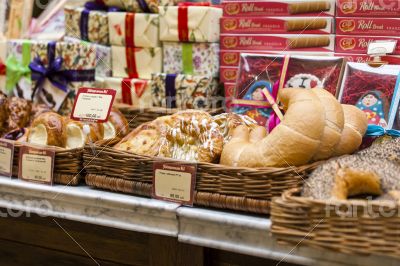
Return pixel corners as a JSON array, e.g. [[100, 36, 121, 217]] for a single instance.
[[335, 35, 400, 55], [336, 17, 400, 36], [220, 67, 238, 83], [335, 53, 400, 64], [337, 0, 400, 17], [221, 16, 333, 34], [221, 34, 335, 52], [222, 0, 335, 17]]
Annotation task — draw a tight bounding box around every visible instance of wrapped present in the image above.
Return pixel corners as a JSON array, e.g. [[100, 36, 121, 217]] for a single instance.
[[112, 46, 162, 79], [163, 42, 219, 77], [159, 4, 222, 43], [99, 0, 179, 13], [151, 73, 219, 109], [0, 41, 6, 93], [5, 40, 96, 112], [64, 4, 109, 46], [108, 12, 160, 48], [64, 36, 112, 77], [102, 77, 152, 108]]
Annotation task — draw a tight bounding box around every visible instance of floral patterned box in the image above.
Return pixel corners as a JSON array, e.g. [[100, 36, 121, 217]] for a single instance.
[[163, 42, 219, 77], [101, 77, 152, 108], [100, 0, 180, 13], [151, 73, 220, 109], [111, 46, 162, 80], [64, 6, 109, 46], [6, 40, 96, 112], [159, 5, 222, 43], [108, 12, 160, 48]]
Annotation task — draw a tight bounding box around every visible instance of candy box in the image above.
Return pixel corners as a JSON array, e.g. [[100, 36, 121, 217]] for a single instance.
[[64, 5, 109, 46], [163, 42, 219, 77], [336, 17, 400, 36], [220, 67, 238, 83], [108, 12, 160, 48], [221, 16, 333, 35], [338, 62, 400, 127], [236, 54, 345, 98], [221, 34, 335, 52], [337, 0, 400, 17], [151, 73, 220, 109], [334, 53, 400, 64], [222, 0, 335, 17], [99, 0, 180, 13], [111, 46, 162, 80], [335, 35, 400, 55], [224, 82, 235, 110], [159, 5, 222, 43], [101, 77, 152, 108]]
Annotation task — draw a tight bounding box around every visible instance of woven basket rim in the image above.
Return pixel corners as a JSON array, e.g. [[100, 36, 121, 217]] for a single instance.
[[11, 140, 83, 153], [115, 104, 224, 113]]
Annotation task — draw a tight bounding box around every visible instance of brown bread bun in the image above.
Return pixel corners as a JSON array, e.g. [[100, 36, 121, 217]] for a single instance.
[[103, 109, 129, 139], [27, 112, 66, 147]]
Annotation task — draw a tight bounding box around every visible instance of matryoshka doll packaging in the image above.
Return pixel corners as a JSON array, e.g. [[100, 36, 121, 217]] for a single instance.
[[338, 62, 400, 128]]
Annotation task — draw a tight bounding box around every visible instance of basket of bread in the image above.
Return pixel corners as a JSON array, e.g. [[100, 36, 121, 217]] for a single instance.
[[0, 93, 130, 185], [84, 88, 368, 214]]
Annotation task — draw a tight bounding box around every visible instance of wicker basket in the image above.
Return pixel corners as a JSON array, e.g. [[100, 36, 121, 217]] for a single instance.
[[271, 188, 400, 258], [11, 142, 83, 186], [83, 141, 322, 214], [115, 104, 224, 130]]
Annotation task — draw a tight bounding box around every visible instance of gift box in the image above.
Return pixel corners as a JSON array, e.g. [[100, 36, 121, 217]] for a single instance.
[[221, 17, 333, 35], [151, 73, 219, 109], [4, 0, 34, 39], [220, 67, 238, 83], [102, 77, 152, 108], [100, 0, 179, 13], [221, 34, 335, 52], [64, 36, 112, 77], [224, 82, 235, 111], [222, 0, 335, 17], [336, 17, 400, 36], [5, 40, 97, 112], [108, 12, 160, 48], [0, 41, 6, 94], [338, 62, 400, 128], [163, 42, 219, 77], [337, 0, 400, 17], [335, 35, 400, 55], [64, 5, 109, 46], [159, 4, 222, 43], [111, 46, 162, 79], [334, 53, 400, 65]]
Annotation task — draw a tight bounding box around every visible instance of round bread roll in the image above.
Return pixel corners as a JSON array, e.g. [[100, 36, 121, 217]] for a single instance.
[[311, 88, 344, 161], [333, 104, 368, 156], [103, 109, 129, 139], [222, 88, 326, 167], [64, 119, 104, 149], [27, 112, 66, 147]]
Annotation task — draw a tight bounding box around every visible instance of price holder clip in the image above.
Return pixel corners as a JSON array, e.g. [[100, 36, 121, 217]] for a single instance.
[[0, 139, 15, 177], [152, 161, 197, 206], [367, 40, 397, 67], [70, 87, 116, 154], [18, 144, 55, 185]]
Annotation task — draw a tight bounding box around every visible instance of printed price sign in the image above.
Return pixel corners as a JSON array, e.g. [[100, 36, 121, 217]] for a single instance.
[[0, 140, 14, 177], [18, 145, 55, 185], [153, 161, 196, 206], [71, 88, 116, 123]]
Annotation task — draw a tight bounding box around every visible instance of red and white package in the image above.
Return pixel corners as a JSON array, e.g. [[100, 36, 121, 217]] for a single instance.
[[335, 35, 400, 55], [336, 17, 400, 36]]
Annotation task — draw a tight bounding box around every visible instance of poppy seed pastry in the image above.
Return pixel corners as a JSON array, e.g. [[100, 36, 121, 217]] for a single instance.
[[357, 137, 400, 164]]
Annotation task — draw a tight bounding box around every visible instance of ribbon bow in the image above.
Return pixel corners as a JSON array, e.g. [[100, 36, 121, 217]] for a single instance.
[[84, 1, 120, 12], [0, 59, 5, 75], [5, 55, 31, 92], [366, 124, 400, 137]]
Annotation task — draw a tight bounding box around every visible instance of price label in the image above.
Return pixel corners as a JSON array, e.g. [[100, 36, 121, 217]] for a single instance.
[[71, 88, 116, 123], [0, 140, 14, 177], [18, 145, 55, 185], [152, 162, 196, 206]]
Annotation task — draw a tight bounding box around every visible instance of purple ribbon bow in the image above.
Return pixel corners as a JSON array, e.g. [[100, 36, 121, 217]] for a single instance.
[[29, 42, 95, 99]]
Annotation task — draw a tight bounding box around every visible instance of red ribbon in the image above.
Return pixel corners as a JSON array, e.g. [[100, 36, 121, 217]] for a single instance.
[[125, 13, 135, 47], [177, 2, 210, 42], [126, 47, 139, 79], [121, 78, 148, 105], [0, 60, 5, 75]]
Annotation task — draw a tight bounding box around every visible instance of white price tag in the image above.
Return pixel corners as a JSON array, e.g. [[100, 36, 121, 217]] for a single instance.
[[0, 140, 14, 177]]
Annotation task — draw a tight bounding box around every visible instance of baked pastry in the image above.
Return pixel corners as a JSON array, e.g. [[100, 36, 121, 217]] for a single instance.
[[333, 104, 368, 156], [302, 155, 400, 200], [357, 137, 400, 165], [213, 113, 258, 143], [221, 88, 326, 167], [3, 128, 29, 142], [311, 88, 344, 161], [103, 109, 129, 139], [0, 93, 9, 134], [159, 110, 224, 163], [30, 104, 52, 124], [7, 97, 32, 130], [27, 112, 67, 147], [64, 119, 104, 149]]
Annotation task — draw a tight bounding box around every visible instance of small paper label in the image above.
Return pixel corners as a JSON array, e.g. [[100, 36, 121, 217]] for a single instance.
[[0, 140, 14, 177], [18, 145, 55, 185], [71, 88, 116, 123], [153, 162, 196, 206]]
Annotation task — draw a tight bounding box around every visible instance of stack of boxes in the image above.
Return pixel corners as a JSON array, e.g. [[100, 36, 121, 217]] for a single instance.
[[335, 0, 400, 63], [219, 0, 336, 109]]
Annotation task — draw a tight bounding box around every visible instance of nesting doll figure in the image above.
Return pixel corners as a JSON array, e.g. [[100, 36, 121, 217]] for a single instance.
[[356, 90, 388, 127]]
